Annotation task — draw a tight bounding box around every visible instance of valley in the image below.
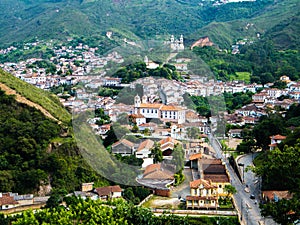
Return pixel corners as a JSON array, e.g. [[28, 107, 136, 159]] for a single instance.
[[0, 0, 299, 224]]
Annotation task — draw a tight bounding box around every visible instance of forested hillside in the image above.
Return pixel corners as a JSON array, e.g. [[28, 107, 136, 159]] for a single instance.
[[189, 0, 300, 49], [0, 85, 108, 194], [0, 0, 291, 48]]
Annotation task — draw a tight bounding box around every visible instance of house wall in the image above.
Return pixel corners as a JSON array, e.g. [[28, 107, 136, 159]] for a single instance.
[[136, 149, 151, 159], [112, 144, 132, 156], [140, 108, 160, 119], [1, 204, 18, 210], [112, 192, 122, 198]]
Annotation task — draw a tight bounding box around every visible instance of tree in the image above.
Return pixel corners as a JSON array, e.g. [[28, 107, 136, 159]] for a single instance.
[[224, 184, 237, 200], [253, 114, 286, 150], [150, 143, 163, 163], [260, 195, 300, 225], [132, 124, 139, 133], [253, 144, 300, 192], [186, 127, 200, 139], [172, 144, 184, 171]]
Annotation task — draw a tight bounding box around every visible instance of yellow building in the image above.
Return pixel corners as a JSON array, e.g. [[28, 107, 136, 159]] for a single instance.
[[186, 179, 218, 209]]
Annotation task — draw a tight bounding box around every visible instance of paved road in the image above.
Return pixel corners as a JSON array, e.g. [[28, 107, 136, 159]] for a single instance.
[[208, 134, 276, 225]]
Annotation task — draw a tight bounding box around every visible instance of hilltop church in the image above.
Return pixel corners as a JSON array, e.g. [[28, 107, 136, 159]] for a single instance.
[[170, 35, 184, 51], [134, 95, 186, 124]]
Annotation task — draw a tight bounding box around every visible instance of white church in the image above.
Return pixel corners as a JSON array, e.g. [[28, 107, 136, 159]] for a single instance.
[[134, 95, 186, 124], [170, 35, 184, 51]]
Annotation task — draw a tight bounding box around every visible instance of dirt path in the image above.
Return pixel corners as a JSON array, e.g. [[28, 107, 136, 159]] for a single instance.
[[0, 83, 59, 123]]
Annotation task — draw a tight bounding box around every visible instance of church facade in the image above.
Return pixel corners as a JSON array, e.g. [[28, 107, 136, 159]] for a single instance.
[[134, 95, 186, 124], [170, 35, 184, 51]]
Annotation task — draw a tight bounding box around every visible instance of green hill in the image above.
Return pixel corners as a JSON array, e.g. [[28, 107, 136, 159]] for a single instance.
[[0, 71, 109, 194], [190, 0, 300, 49], [0, 69, 71, 124], [0, 0, 277, 46]]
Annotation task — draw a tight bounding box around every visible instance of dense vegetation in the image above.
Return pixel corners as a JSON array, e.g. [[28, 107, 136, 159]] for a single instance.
[[192, 43, 300, 83], [236, 104, 300, 153], [228, 103, 300, 224], [113, 62, 182, 83], [0, 0, 277, 46], [183, 91, 252, 117], [0, 70, 71, 123], [0, 88, 109, 194], [0, 197, 239, 225], [253, 138, 300, 224]]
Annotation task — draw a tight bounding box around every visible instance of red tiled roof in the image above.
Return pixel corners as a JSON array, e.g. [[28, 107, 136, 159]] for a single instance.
[[94, 185, 122, 196], [143, 164, 174, 180], [144, 164, 161, 175], [139, 103, 163, 109], [204, 174, 230, 183], [269, 134, 286, 140], [190, 179, 217, 189], [160, 105, 183, 111], [262, 190, 293, 201], [189, 153, 202, 161], [204, 164, 226, 174], [268, 143, 277, 147], [137, 139, 154, 152], [0, 194, 18, 206], [129, 114, 145, 119], [112, 139, 135, 148], [143, 170, 174, 180], [200, 158, 222, 165]]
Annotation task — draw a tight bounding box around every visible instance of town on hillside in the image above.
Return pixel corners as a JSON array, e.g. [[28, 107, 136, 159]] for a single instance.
[[0, 35, 298, 223]]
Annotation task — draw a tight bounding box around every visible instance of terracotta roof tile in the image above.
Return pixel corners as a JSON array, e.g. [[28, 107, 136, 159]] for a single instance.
[[137, 139, 154, 152], [204, 174, 230, 183], [112, 139, 135, 148], [140, 103, 163, 109], [190, 179, 217, 189], [269, 134, 287, 140], [0, 194, 18, 206], [189, 153, 202, 161], [94, 185, 122, 196], [262, 190, 293, 201], [143, 164, 174, 180], [160, 105, 183, 111]]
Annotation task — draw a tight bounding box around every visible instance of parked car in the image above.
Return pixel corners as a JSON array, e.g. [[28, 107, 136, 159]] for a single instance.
[[250, 194, 255, 199]]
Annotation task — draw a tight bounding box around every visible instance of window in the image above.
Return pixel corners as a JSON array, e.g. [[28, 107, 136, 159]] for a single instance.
[[219, 185, 222, 188]]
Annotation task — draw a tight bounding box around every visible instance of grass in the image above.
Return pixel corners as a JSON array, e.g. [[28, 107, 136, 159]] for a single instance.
[[0, 69, 71, 124], [233, 72, 251, 83]]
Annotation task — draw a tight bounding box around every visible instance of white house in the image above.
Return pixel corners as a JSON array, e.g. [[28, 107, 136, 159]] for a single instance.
[[0, 193, 18, 210], [135, 139, 154, 159], [269, 134, 286, 150], [134, 95, 186, 124]]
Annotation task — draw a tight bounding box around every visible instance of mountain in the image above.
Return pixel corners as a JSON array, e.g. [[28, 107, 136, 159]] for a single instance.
[[189, 0, 300, 49], [0, 0, 281, 47]]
